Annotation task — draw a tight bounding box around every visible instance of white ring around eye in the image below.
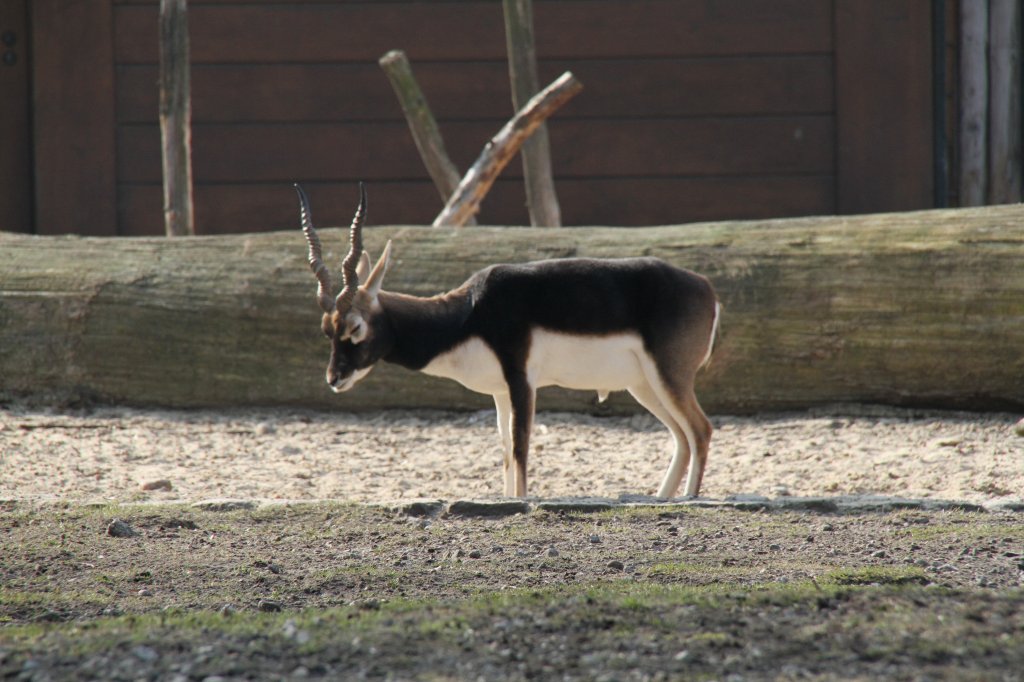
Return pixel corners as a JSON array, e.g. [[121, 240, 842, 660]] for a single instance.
[[349, 320, 368, 344]]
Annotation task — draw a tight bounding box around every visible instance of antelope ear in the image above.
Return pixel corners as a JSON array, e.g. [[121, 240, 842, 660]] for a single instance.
[[363, 239, 393, 298], [356, 251, 371, 282]]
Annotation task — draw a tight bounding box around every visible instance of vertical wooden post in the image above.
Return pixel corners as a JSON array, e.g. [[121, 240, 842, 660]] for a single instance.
[[379, 50, 474, 225], [988, 0, 1022, 204], [959, 0, 989, 206], [503, 0, 562, 226], [159, 0, 195, 236]]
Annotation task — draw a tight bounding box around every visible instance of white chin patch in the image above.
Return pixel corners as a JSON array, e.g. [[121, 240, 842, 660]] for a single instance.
[[330, 366, 374, 393]]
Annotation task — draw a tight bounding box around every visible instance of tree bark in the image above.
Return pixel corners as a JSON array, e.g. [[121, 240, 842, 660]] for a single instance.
[[503, 0, 562, 227], [378, 50, 474, 224], [2, 205, 1022, 413], [433, 72, 582, 227], [159, 0, 195, 236]]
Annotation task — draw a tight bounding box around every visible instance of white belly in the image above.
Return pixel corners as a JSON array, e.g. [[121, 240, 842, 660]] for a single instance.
[[420, 330, 646, 396], [529, 329, 645, 391]]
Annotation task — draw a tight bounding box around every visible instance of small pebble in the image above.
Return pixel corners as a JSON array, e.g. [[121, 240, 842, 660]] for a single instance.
[[137, 588, 153, 597], [140, 479, 173, 492], [1014, 418, 1024, 437], [546, 547, 560, 558], [589, 534, 602, 544], [468, 549, 482, 559], [871, 550, 887, 559], [769, 543, 782, 551], [257, 599, 282, 612], [106, 519, 137, 538], [282, 619, 311, 645], [607, 560, 625, 571], [256, 421, 277, 436], [131, 645, 159, 663]]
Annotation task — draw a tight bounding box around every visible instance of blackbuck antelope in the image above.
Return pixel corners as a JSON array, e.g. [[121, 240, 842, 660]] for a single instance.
[[296, 184, 721, 498]]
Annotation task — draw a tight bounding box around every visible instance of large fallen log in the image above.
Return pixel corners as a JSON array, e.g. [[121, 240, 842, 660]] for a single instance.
[[1, 205, 1022, 413]]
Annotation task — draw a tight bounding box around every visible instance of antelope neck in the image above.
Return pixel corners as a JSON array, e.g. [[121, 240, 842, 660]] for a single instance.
[[378, 288, 476, 371]]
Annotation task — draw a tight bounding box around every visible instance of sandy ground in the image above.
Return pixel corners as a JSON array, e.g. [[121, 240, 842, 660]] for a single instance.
[[1, 404, 1022, 506]]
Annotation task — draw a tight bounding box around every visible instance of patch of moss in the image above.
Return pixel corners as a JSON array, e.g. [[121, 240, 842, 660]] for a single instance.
[[821, 565, 929, 586]]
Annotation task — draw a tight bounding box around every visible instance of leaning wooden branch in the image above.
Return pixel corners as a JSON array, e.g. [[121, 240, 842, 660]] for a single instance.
[[159, 0, 195, 237], [433, 71, 582, 227], [378, 50, 474, 224]]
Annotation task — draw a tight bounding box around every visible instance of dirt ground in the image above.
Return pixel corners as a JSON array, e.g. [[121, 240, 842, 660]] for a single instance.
[[2, 501, 1024, 681], [2, 405, 1023, 681], [1, 405, 1021, 505]]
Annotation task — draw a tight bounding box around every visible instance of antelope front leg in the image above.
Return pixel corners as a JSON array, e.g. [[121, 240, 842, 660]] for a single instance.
[[506, 376, 536, 498], [493, 393, 515, 497]]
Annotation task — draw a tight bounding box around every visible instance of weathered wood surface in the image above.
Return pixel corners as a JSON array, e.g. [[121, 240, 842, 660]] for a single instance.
[[1, 205, 1022, 413]]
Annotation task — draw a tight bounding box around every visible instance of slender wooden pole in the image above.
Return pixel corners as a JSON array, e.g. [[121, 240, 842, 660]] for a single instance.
[[379, 50, 474, 224], [159, 0, 195, 236], [503, 0, 562, 226], [959, 0, 988, 206], [988, 0, 1022, 204], [433, 72, 582, 227]]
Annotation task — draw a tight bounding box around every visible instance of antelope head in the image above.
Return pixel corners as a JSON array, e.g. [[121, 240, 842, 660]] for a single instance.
[[296, 183, 393, 392]]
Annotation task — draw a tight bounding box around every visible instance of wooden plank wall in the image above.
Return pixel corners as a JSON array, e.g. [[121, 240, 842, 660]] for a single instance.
[[0, 0, 32, 234], [21, 1, 935, 236], [31, 0, 118, 235], [111, 0, 838, 235]]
